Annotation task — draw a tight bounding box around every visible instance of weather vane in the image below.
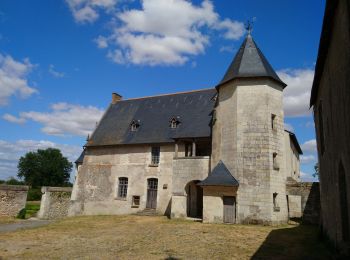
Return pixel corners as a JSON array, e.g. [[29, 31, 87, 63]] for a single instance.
[[245, 18, 255, 35]]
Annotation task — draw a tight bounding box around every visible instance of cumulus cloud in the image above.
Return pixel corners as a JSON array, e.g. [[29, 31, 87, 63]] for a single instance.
[[301, 139, 317, 153], [300, 171, 318, 182], [4, 102, 104, 137], [48, 64, 65, 78], [278, 68, 314, 117], [69, 0, 244, 66], [0, 139, 82, 180], [300, 154, 316, 164], [2, 114, 26, 124], [0, 54, 37, 106], [66, 0, 117, 23]]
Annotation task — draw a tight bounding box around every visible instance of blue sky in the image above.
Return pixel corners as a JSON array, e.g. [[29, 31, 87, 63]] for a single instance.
[[0, 0, 325, 181]]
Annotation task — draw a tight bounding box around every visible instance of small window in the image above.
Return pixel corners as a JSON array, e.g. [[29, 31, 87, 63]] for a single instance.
[[318, 101, 325, 155], [132, 196, 140, 207], [273, 153, 279, 170], [271, 114, 276, 130], [169, 117, 180, 129], [118, 177, 128, 198], [130, 120, 140, 132], [151, 146, 160, 165], [273, 192, 280, 212]]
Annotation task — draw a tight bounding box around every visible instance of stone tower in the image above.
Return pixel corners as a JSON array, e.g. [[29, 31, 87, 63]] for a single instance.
[[211, 32, 288, 224]]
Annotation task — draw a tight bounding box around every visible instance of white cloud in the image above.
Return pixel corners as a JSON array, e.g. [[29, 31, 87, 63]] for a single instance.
[[2, 114, 26, 124], [0, 139, 82, 180], [301, 139, 317, 153], [66, 0, 117, 23], [300, 171, 318, 182], [278, 68, 314, 117], [0, 54, 37, 106], [94, 35, 109, 49], [300, 154, 316, 164], [48, 64, 65, 78], [106, 0, 244, 66], [219, 45, 235, 53], [4, 102, 104, 137], [69, 0, 244, 66]]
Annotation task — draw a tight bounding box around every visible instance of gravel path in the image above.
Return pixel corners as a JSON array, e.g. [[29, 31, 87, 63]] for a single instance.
[[0, 219, 52, 233]]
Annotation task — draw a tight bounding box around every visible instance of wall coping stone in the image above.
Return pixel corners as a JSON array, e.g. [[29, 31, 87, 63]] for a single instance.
[[174, 156, 210, 160], [0, 185, 29, 191], [41, 186, 73, 193]]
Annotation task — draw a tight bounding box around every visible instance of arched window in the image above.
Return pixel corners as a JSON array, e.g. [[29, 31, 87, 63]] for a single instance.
[[130, 120, 140, 132], [118, 177, 128, 198]]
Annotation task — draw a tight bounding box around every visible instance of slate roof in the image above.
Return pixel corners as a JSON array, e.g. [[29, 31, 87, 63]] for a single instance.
[[310, 0, 337, 106], [75, 150, 85, 164], [285, 130, 303, 155], [218, 33, 286, 88], [87, 88, 217, 146], [199, 161, 239, 187]]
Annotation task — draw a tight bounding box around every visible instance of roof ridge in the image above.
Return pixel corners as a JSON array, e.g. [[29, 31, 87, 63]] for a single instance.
[[118, 88, 215, 102]]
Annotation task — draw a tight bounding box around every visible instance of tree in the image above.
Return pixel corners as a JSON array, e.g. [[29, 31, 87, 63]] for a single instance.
[[313, 163, 319, 178], [17, 148, 72, 187]]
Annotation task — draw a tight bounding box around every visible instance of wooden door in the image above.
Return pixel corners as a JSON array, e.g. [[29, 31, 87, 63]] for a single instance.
[[223, 196, 236, 223], [146, 178, 158, 209]]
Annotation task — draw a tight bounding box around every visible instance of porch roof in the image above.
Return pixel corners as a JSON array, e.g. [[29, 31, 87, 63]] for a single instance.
[[199, 161, 239, 187]]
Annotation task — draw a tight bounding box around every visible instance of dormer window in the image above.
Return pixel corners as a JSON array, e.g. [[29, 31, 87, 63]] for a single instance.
[[170, 117, 180, 129], [130, 120, 140, 132]]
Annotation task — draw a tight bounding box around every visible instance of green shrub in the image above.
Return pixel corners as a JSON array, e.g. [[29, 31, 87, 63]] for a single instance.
[[17, 208, 26, 219], [27, 188, 42, 201]]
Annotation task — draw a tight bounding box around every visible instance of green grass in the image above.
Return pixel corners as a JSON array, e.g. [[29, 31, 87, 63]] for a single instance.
[[24, 201, 40, 219]]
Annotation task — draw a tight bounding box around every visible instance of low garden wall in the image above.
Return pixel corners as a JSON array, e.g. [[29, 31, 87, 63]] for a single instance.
[[0, 185, 29, 217], [286, 182, 320, 224], [38, 186, 72, 220]]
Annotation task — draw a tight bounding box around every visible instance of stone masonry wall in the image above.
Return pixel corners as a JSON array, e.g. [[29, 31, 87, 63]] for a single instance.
[[171, 156, 210, 218], [286, 182, 320, 224], [38, 187, 72, 220], [212, 79, 288, 225], [0, 185, 29, 217]]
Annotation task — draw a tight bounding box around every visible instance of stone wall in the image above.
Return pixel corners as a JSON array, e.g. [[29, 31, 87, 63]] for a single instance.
[[69, 144, 178, 216], [312, 0, 350, 250], [286, 182, 320, 224], [38, 187, 72, 220], [211, 79, 288, 225], [0, 185, 29, 217], [171, 156, 210, 218], [284, 132, 301, 182]]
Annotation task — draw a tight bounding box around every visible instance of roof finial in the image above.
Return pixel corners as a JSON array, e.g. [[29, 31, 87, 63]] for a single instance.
[[245, 18, 255, 35]]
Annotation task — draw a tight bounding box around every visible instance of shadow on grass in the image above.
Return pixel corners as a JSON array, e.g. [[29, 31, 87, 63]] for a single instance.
[[252, 224, 332, 259]]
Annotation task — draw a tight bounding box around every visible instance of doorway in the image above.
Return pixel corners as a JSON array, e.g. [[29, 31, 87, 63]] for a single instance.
[[146, 178, 158, 209], [223, 196, 236, 223], [186, 181, 203, 218]]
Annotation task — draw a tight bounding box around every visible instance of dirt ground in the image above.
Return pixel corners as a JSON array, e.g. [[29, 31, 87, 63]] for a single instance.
[[0, 215, 331, 259]]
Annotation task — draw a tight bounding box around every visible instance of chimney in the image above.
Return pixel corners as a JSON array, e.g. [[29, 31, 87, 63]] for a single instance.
[[112, 93, 122, 104]]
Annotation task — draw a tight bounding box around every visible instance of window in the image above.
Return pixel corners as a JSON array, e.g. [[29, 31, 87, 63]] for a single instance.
[[132, 196, 140, 208], [151, 146, 160, 165], [318, 101, 325, 155], [271, 114, 276, 130], [118, 177, 128, 198], [273, 192, 280, 212], [130, 120, 140, 132], [273, 153, 279, 170], [169, 117, 180, 129]]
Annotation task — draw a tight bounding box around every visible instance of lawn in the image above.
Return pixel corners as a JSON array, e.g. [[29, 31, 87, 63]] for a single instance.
[[24, 201, 40, 219], [0, 215, 331, 259]]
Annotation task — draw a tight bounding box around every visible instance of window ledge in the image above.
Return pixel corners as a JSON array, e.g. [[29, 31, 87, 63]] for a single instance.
[[148, 164, 159, 167], [131, 205, 139, 208], [115, 197, 127, 201]]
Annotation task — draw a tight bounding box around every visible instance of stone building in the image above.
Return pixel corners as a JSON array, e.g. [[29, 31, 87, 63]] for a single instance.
[[70, 31, 303, 225], [310, 0, 350, 251]]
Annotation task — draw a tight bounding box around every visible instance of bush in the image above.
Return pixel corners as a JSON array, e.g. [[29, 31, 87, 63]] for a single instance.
[[17, 208, 26, 219], [27, 188, 42, 201]]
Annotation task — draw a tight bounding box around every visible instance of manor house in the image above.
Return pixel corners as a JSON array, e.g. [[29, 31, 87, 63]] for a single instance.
[[70, 32, 302, 225]]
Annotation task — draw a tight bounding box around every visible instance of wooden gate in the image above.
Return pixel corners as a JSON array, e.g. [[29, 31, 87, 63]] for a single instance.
[[146, 178, 158, 209], [223, 196, 236, 223]]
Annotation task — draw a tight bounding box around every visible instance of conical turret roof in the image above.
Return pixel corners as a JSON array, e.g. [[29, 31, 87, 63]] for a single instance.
[[218, 33, 286, 88]]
